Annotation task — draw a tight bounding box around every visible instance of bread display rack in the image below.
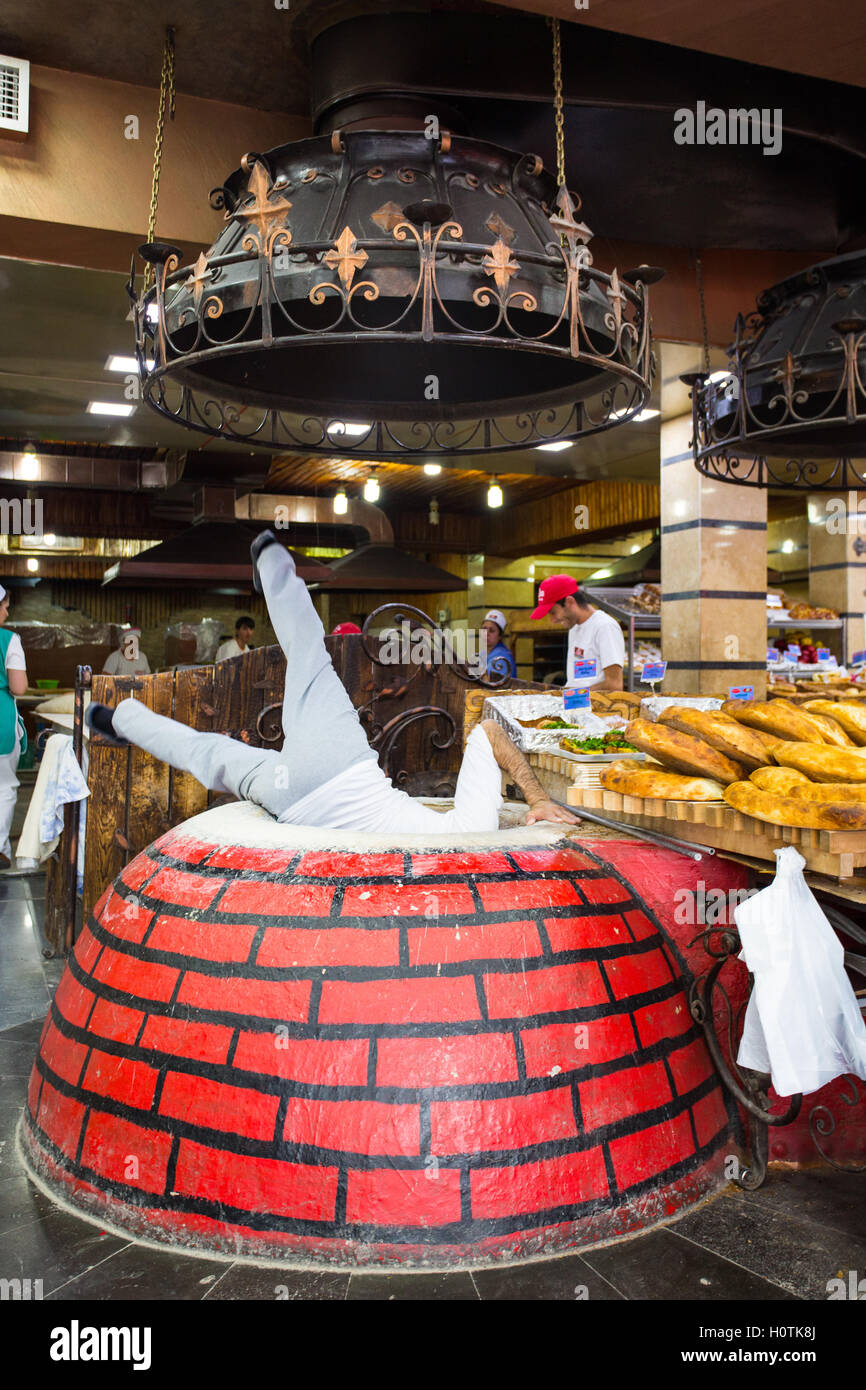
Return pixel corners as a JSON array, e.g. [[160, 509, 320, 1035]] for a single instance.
[[566, 778, 866, 882]]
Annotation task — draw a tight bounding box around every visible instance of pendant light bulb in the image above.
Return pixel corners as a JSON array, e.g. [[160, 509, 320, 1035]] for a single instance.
[[363, 471, 380, 503], [429, 497, 439, 526], [333, 488, 348, 515], [487, 476, 503, 508]]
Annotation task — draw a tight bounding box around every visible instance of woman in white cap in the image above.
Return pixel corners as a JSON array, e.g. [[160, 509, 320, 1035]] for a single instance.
[[481, 609, 517, 678], [102, 627, 151, 676], [0, 585, 28, 869]]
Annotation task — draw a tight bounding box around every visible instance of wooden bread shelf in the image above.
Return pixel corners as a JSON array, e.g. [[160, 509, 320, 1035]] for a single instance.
[[567, 783, 866, 881]]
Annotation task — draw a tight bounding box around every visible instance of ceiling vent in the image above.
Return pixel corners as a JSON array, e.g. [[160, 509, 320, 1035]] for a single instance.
[[0, 56, 29, 138]]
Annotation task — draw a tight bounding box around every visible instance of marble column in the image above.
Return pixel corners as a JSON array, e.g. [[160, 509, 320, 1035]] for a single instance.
[[808, 490, 866, 664], [659, 354, 768, 697]]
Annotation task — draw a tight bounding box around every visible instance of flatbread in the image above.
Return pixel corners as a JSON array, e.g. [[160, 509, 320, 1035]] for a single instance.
[[599, 760, 725, 801], [658, 706, 769, 770], [725, 780, 866, 829], [771, 741, 866, 784], [749, 766, 811, 795], [721, 699, 833, 743], [624, 718, 744, 785], [804, 700, 866, 746]]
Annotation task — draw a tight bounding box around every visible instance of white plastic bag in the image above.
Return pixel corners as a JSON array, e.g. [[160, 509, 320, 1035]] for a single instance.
[[735, 846, 866, 1097]]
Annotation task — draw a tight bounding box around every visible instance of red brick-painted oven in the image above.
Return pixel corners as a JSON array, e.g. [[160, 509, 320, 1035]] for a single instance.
[[20, 803, 740, 1267]]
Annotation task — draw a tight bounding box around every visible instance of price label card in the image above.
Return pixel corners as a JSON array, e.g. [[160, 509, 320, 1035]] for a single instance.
[[852, 650, 866, 665], [816, 647, 831, 662], [729, 685, 755, 700], [785, 644, 801, 659], [571, 658, 598, 682], [641, 661, 667, 683], [563, 687, 592, 712], [766, 648, 781, 662]]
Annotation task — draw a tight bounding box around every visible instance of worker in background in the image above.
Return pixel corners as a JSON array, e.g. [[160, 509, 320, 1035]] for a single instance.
[[480, 609, 517, 678], [531, 576, 624, 692], [102, 626, 151, 676], [215, 616, 256, 662], [0, 584, 28, 870]]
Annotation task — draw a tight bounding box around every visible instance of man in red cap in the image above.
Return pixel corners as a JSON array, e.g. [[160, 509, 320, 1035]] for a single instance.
[[531, 576, 624, 692]]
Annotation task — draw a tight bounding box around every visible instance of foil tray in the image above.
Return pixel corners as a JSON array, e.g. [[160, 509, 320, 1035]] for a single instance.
[[641, 696, 724, 722], [482, 692, 624, 752]]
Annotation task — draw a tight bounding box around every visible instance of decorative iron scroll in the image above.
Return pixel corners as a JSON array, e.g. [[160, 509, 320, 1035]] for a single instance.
[[690, 918, 866, 1186], [360, 603, 512, 689]]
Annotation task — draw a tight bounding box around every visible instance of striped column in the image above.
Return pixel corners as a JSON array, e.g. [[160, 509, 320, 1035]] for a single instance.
[[808, 490, 866, 664], [660, 369, 767, 697]]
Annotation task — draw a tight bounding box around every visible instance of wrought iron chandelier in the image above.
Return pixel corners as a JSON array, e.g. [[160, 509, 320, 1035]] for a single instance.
[[690, 250, 866, 489], [128, 21, 657, 459]]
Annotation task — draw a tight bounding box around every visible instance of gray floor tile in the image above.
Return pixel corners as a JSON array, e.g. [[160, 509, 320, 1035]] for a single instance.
[[45, 1243, 235, 1301], [472, 1250, 625, 1300], [580, 1227, 797, 1301], [347, 1270, 480, 1300], [738, 1166, 866, 1243], [0, 1204, 129, 1297], [671, 1188, 866, 1299], [204, 1264, 350, 1301]]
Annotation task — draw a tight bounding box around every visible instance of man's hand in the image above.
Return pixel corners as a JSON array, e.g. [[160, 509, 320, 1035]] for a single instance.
[[525, 799, 580, 826]]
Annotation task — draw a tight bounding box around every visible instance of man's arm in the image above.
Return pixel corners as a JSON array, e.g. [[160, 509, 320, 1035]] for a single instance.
[[480, 719, 579, 825], [594, 663, 624, 693]]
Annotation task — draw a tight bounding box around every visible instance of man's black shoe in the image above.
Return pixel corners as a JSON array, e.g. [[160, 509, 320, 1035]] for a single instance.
[[86, 703, 129, 747], [250, 529, 283, 594]]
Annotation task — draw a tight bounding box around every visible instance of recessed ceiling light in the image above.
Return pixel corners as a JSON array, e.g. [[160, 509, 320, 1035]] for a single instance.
[[630, 544, 641, 554], [87, 402, 136, 417], [535, 440, 573, 452], [472, 575, 484, 586], [328, 422, 370, 437], [781, 538, 797, 553], [611, 406, 660, 423], [43, 534, 56, 547], [105, 354, 153, 373], [423, 463, 442, 475], [26, 558, 39, 573]]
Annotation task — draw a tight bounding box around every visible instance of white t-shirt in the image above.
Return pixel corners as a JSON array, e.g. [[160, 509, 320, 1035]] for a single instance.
[[566, 609, 625, 688], [4, 634, 26, 671], [215, 639, 250, 662], [103, 648, 151, 675], [278, 724, 503, 834]]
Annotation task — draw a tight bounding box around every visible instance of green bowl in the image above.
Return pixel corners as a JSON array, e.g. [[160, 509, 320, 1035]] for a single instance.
[[35, 679, 59, 689]]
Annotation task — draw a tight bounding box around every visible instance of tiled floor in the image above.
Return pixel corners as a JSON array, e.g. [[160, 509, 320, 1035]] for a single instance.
[[1, 863, 864, 1300]]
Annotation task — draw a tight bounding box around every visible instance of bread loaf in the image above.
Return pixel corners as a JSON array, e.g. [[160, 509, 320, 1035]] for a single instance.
[[790, 781, 866, 804], [771, 741, 866, 783], [804, 700, 866, 746], [724, 780, 866, 829], [624, 718, 744, 784], [749, 766, 811, 795], [720, 699, 833, 743], [599, 760, 725, 801], [658, 706, 769, 770]]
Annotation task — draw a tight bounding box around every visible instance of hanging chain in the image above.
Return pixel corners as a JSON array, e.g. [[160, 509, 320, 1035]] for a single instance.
[[695, 253, 711, 375], [145, 27, 176, 286], [548, 16, 566, 189]]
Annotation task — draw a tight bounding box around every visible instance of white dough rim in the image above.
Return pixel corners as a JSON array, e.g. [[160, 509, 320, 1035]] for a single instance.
[[167, 798, 571, 853]]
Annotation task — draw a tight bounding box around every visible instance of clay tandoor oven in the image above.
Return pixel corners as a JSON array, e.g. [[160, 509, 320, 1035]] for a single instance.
[[19, 803, 734, 1267]]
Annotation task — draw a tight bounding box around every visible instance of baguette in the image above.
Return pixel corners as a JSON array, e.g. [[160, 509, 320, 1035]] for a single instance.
[[749, 766, 811, 795], [624, 718, 744, 785], [790, 781, 866, 804], [599, 760, 725, 801], [658, 706, 769, 770], [804, 699, 866, 746], [724, 780, 866, 829], [720, 699, 833, 743], [771, 741, 866, 783]]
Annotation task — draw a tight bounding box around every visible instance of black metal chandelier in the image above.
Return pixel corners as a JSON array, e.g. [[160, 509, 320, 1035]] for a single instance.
[[129, 126, 656, 459], [690, 250, 866, 489]]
